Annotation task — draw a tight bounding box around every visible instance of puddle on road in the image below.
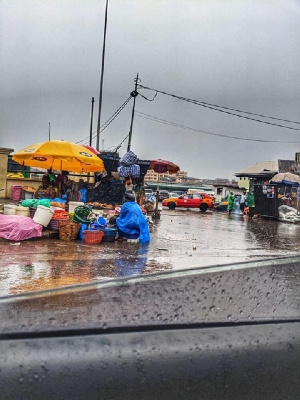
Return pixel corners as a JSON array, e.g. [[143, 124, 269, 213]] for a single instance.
[[1, 210, 300, 296]]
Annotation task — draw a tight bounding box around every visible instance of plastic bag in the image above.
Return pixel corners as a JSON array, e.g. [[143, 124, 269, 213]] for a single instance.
[[21, 199, 50, 208]]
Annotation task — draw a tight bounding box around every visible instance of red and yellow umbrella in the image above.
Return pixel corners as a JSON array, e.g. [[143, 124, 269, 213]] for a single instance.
[[12, 140, 104, 173]]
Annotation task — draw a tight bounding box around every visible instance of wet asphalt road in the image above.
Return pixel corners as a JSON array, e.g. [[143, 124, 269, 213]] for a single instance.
[[1, 208, 300, 296]]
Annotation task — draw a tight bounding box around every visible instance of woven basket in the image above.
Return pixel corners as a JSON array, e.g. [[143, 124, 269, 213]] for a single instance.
[[48, 218, 61, 231], [59, 220, 80, 241], [83, 230, 104, 244]]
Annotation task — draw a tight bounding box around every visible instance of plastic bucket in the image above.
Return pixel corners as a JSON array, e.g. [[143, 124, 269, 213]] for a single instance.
[[68, 201, 84, 214], [11, 185, 22, 201], [103, 227, 118, 242], [33, 205, 54, 227], [15, 205, 29, 217], [4, 204, 16, 215]]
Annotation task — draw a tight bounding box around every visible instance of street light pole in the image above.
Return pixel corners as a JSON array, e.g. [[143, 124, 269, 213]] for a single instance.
[[96, 0, 109, 152], [89, 97, 95, 146], [127, 73, 139, 152]]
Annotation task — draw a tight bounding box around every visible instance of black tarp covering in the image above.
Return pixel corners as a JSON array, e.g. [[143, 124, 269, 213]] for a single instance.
[[136, 160, 151, 177], [86, 180, 125, 205], [98, 152, 119, 175], [90, 152, 150, 205]]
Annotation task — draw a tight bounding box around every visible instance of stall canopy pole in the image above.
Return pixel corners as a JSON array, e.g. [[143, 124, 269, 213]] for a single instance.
[[155, 174, 160, 218]]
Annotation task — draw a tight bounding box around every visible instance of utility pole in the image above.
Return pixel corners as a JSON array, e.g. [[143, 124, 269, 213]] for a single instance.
[[127, 73, 139, 152], [89, 97, 95, 146], [96, 0, 109, 152], [48, 122, 51, 141]]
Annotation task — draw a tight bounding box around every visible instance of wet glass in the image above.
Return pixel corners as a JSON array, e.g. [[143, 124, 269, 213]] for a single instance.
[[1, 255, 299, 334]]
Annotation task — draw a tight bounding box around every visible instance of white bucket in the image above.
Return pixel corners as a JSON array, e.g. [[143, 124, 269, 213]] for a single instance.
[[68, 201, 84, 214], [4, 204, 16, 215], [33, 205, 54, 227], [15, 205, 30, 217]]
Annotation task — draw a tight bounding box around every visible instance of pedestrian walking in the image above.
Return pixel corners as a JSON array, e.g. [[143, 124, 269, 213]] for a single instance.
[[240, 190, 247, 213], [227, 192, 235, 214]]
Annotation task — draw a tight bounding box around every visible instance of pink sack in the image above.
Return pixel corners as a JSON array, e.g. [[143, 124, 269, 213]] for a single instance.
[[0, 215, 43, 241]]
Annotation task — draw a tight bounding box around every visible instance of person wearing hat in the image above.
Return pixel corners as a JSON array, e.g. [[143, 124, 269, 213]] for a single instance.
[[116, 192, 150, 243]]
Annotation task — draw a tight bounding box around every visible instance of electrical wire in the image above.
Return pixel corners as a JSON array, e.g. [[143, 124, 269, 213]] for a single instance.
[[112, 134, 129, 152], [76, 95, 133, 145], [138, 84, 300, 131], [135, 111, 300, 144]]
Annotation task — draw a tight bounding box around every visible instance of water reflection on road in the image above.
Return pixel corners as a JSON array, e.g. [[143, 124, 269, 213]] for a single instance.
[[1, 209, 300, 296]]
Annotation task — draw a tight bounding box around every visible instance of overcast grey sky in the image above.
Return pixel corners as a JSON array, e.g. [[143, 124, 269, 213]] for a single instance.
[[1, 0, 300, 178]]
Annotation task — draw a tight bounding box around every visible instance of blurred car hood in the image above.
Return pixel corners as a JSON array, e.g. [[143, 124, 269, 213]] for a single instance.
[[1, 256, 300, 336]]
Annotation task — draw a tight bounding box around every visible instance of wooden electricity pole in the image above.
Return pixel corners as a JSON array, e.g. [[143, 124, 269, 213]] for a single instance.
[[127, 73, 139, 152]]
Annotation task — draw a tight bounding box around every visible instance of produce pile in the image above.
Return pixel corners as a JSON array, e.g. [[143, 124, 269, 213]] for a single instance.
[[85, 202, 122, 209]]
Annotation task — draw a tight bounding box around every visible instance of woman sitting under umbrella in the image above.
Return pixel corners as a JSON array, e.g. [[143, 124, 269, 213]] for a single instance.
[[34, 174, 56, 199], [116, 192, 150, 243]]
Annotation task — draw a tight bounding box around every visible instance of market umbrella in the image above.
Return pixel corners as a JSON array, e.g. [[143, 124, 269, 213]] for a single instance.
[[149, 159, 180, 174], [270, 172, 300, 185], [12, 140, 104, 173], [83, 144, 100, 155], [149, 159, 180, 217]]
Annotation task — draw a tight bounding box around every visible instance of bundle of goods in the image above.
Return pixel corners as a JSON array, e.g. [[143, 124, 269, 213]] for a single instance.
[[278, 205, 300, 223], [118, 150, 140, 178], [59, 220, 80, 241], [117, 164, 140, 178], [119, 150, 137, 166]]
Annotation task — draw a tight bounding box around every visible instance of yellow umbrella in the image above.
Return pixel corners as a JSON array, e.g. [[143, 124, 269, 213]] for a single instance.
[[12, 140, 104, 173]]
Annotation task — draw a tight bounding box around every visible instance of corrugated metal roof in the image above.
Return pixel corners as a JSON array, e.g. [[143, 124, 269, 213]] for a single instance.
[[236, 161, 278, 175]]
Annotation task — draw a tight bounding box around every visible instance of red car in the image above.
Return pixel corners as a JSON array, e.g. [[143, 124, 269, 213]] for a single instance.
[[162, 193, 214, 212]]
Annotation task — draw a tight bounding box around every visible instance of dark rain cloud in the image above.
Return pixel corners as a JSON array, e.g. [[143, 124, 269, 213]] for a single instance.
[[1, 0, 300, 178]]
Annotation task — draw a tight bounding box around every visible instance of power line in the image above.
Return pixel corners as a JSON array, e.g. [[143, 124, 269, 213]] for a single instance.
[[113, 134, 129, 152], [138, 84, 300, 131], [76, 95, 132, 145], [135, 111, 300, 144]]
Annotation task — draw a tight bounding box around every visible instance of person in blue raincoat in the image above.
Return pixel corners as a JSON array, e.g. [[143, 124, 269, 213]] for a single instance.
[[116, 192, 150, 243]]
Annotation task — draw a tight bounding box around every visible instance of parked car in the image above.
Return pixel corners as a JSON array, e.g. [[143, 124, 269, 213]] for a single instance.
[[173, 191, 184, 196], [161, 194, 180, 209], [158, 190, 170, 201], [144, 188, 154, 201], [162, 193, 214, 212], [168, 192, 180, 198], [144, 188, 153, 195]]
